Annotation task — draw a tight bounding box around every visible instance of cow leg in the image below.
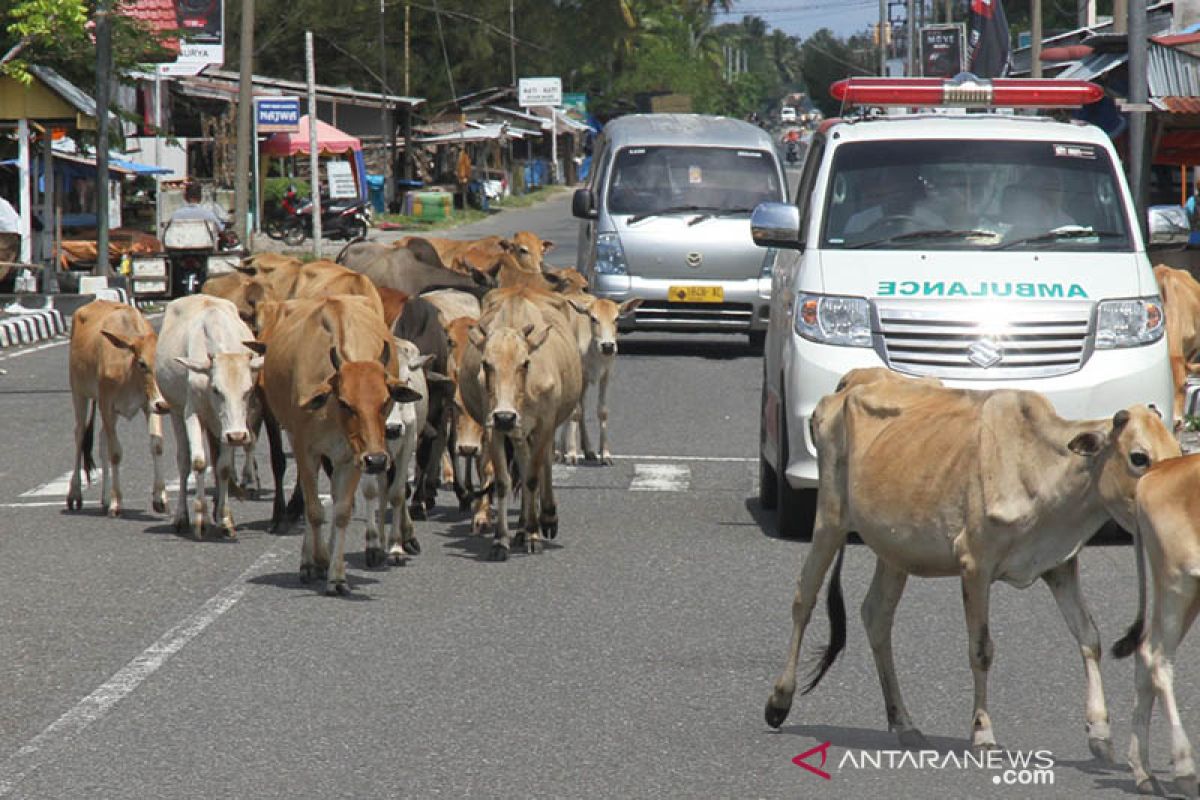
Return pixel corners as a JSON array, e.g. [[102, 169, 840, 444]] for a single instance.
[[537, 436, 558, 543], [515, 437, 540, 553], [184, 411, 209, 539], [386, 461, 413, 566], [324, 464, 361, 596], [562, 400, 583, 465], [169, 413, 192, 533], [99, 402, 122, 517], [764, 509, 849, 728], [1134, 579, 1200, 798], [146, 406, 167, 514], [361, 470, 387, 568], [961, 567, 999, 752], [67, 395, 91, 511], [296, 448, 328, 584], [1042, 558, 1114, 762], [860, 558, 925, 748], [263, 408, 289, 533], [488, 434, 513, 560], [213, 437, 236, 538], [473, 453, 494, 534], [597, 370, 611, 465]]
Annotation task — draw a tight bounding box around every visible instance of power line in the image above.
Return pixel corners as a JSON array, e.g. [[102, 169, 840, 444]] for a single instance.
[[431, 0, 457, 104]]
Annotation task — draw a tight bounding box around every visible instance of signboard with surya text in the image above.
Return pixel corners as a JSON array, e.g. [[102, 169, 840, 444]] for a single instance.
[[256, 97, 301, 133], [519, 77, 563, 108]]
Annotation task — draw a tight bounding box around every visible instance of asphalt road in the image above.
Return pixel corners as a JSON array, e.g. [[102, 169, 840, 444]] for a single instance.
[[0, 192, 1193, 799]]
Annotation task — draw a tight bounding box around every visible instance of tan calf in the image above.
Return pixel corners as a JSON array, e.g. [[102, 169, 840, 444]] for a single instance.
[[1154, 264, 1200, 421], [67, 300, 169, 516]]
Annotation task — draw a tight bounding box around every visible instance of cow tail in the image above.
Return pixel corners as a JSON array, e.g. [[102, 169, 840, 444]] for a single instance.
[[801, 544, 848, 695], [81, 400, 98, 481], [1112, 517, 1147, 659]]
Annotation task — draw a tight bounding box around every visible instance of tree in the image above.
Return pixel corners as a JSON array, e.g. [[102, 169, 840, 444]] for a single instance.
[[1, 0, 87, 81], [801, 28, 873, 117]]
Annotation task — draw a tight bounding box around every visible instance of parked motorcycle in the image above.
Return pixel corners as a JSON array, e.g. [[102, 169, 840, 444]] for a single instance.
[[281, 196, 370, 246], [264, 186, 302, 240]]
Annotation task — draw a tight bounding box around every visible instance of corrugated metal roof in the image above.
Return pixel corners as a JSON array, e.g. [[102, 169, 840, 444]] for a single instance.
[[1055, 51, 1128, 81], [26, 65, 109, 122], [198, 70, 424, 108], [1148, 42, 1200, 97]]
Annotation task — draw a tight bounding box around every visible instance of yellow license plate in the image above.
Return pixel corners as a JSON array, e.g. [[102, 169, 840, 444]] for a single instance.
[[668, 286, 724, 303]]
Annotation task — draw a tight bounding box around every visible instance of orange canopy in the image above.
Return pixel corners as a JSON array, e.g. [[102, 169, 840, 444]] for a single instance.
[[260, 115, 361, 157]]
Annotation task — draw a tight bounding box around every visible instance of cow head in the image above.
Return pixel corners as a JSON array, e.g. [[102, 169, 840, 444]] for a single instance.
[[500, 231, 554, 272], [175, 341, 266, 445], [302, 343, 414, 475], [101, 329, 169, 415], [469, 323, 549, 433], [1067, 405, 1181, 531], [578, 297, 641, 357]]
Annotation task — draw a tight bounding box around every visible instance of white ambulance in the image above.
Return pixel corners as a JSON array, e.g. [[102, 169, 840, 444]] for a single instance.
[[753, 76, 1173, 537]]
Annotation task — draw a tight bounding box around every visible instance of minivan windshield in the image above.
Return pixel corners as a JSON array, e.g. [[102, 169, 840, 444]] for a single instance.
[[821, 139, 1133, 251], [607, 146, 782, 219]]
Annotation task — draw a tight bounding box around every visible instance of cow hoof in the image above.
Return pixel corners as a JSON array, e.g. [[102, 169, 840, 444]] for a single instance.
[[488, 544, 509, 562], [66, 495, 82, 511], [324, 581, 350, 597], [1176, 774, 1198, 800], [540, 518, 558, 540], [527, 536, 543, 555], [410, 503, 427, 521], [1088, 736, 1115, 764], [897, 729, 930, 750], [300, 564, 318, 583], [1136, 776, 1162, 795], [365, 547, 385, 568], [971, 742, 1003, 755], [422, 495, 436, 512], [512, 531, 526, 549], [223, 527, 238, 541], [107, 505, 121, 518], [404, 536, 421, 555], [152, 498, 166, 514], [388, 551, 409, 566], [600, 453, 613, 466], [173, 516, 188, 533], [764, 701, 790, 729]]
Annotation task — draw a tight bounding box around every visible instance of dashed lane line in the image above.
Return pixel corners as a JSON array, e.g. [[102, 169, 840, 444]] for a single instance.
[[630, 463, 691, 492]]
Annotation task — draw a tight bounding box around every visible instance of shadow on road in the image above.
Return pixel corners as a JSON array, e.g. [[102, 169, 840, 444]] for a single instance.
[[771, 722, 970, 754], [618, 336, 761, 360]]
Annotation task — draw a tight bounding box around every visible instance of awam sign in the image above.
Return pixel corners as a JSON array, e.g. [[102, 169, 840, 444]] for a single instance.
[[256, 98, 301, 133]]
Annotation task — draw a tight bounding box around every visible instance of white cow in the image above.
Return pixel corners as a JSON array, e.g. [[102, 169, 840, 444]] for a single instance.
[[360, 337, 431, 567], [156, 295, 264, 539]]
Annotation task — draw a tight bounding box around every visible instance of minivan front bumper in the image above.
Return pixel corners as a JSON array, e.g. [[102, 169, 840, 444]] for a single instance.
[[594, 275, 772, 333]]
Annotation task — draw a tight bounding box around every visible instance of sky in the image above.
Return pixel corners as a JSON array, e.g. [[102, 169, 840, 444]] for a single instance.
[[712, 0, 882, 40]]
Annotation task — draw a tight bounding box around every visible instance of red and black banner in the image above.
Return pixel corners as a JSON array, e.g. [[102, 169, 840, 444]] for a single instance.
[[967, 0, 1011, 78]]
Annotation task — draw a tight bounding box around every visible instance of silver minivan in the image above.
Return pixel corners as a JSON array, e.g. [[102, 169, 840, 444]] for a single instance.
[[572, 114, 786, 346]]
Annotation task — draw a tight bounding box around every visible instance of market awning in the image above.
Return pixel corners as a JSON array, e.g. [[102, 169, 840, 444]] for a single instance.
[[260, 116, 362, 157]]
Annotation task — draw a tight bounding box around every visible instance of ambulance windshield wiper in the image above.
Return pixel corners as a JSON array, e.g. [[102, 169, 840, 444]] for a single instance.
[[846, 228, 998, 249], [626, 205, 719, 224], [996, 228, 1126, 250]]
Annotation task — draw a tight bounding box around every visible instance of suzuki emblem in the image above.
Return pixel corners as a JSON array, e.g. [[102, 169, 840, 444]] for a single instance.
[[686, 251, 703, 268], [967, 338, 1003, 368]]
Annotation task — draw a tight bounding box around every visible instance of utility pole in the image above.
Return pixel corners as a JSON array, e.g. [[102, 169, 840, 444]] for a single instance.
[[907, 0, 916, 76], [879, 0, 888, 75], [94, 0, 112, 278], [306, 31, 323, 258], [1031, 0, 1043, 78], [380, 0, 392, 209], [1128, 0, 1149, 240], [509, 0, 517, 87], [1113, 0, 1128, 33], [235, 0, 255, 244]]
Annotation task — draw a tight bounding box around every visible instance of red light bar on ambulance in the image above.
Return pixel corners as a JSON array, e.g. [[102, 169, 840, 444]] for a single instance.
[[829, 75, 1104, 109]]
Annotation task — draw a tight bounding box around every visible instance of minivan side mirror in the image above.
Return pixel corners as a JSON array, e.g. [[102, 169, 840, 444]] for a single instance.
[[572, 189, 597, 219], [751, 202, 802, 250]]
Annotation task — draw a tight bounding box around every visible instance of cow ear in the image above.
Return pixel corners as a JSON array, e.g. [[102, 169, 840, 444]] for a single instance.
[[329, 347, 342, 371], [1067, 430, 1106, 457], [541, 239, 555, 254], [243, 340, 267, 355], [302, 384, 333, 411], [618, 298, 643, 317], [411, 353, 435, 370], [525, 325, 550, 351], [499, 239, 516, 253], [379, 340, 391, 368], [1112, 409, 1131, 431], [471, 268, 491, 288], [566, 298, 591, 317], [101, 330, 135, 350], [174, 356, 212, 373], [389, 381, 423, 403], [468, 326, 487, 348], [543, 270, 567, 291], [426, 370, 454, 387]]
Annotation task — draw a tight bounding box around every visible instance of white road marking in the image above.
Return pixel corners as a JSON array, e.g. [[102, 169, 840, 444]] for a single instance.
[[0, 549, 282, 797], [610, 454, 754, 463], [0, 501, 70, 508], [630, 463, 691, 492], [22, 472, 179, 498], [551, 464, 576, 482], [0, 338, 67, 362]]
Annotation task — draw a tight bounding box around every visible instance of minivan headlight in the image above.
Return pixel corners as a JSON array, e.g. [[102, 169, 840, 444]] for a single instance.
[[595, 232, 628, 275], [1095, 297, 1164, 349], [794, 293, 873, 347]]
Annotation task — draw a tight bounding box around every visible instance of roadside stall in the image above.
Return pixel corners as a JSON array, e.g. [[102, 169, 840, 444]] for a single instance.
[[260, 115, 367, 202]]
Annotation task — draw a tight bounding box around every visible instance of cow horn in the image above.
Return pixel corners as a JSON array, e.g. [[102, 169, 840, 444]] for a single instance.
[[1112, 409, 1131, 431], [379, 340, 391, 368], [329, 347, 342, 371]]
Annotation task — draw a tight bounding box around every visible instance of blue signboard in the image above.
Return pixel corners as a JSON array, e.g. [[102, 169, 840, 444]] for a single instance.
[[256, 98, 301, 133]]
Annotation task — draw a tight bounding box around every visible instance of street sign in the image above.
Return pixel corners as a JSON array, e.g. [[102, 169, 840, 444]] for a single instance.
[[256, 97, 301, 133], [327, 161, 357, 199], [920, 24, 966, 78], [519, 77, 563, 108]]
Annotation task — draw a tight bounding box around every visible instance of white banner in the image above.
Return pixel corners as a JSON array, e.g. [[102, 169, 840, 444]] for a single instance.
[[326, 161, 357, 199]]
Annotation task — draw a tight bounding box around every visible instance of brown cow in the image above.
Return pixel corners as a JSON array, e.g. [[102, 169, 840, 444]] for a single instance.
[[67, 300, 169, 517], [445, 315, 491, 532], [459, 288, 583, 559], [259, 295, 416, 594], [1154, 264, 1200, 421]]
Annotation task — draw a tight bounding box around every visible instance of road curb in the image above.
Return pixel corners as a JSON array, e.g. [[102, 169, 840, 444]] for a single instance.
[[0, 308, 66, 348]]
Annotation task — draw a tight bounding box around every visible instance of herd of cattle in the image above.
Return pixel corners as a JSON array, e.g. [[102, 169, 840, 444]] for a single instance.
[[64, 230, 641, 591], [53, 236, 1200, 794]]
